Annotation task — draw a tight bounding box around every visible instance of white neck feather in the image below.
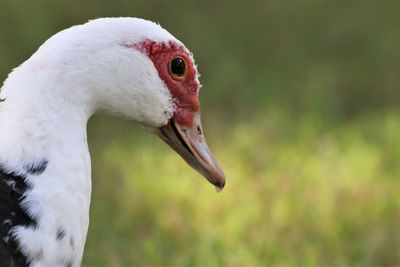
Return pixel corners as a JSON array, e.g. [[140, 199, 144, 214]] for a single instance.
[[0, 71, 92, 266], [0, 17, 178, 266]]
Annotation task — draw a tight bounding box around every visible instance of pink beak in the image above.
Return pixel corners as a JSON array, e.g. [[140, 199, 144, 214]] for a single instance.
[[158, 113, 226, 191]]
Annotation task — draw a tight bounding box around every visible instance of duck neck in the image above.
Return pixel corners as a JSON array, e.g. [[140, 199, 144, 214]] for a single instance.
[[0, 67, 93, 266]]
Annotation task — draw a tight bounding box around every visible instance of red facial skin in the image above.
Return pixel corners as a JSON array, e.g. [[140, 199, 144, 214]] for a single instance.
[[134, 40, 200, 127]]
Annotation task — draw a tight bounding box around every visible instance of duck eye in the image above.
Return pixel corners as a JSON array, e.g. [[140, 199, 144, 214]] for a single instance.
[[169, 57, 186, 79]]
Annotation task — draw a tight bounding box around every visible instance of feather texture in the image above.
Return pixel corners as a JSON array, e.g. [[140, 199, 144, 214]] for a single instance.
[[0, 166, 35, 267]]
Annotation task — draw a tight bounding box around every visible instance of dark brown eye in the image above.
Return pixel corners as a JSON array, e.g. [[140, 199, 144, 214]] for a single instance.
[[169, 57, 186, 79]]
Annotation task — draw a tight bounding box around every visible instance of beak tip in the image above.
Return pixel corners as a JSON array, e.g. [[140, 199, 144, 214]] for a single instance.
[[215, 181, 225, 192], [212, 172, 226, 192]]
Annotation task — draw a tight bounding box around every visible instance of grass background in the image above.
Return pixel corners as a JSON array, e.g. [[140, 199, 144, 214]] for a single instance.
[[0, 0, 399, 266]]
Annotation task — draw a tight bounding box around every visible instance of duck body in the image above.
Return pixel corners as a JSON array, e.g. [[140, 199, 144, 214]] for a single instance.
[[0, 18, 225, 267]]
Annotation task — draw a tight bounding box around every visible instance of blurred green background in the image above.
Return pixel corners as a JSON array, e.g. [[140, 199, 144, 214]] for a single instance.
[[1, 0, 399, 266]]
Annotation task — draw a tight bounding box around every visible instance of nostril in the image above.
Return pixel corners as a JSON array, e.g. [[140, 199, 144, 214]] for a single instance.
[[197, 126, 202, 135]]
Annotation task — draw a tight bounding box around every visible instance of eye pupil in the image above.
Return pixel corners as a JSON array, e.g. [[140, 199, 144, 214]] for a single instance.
[[170, 57, 186, 77]]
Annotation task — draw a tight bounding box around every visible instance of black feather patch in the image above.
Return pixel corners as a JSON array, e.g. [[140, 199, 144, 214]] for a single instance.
[[0, 166, 37, 267], [56, 228, 66, 241], [25, 160, 48, 176]]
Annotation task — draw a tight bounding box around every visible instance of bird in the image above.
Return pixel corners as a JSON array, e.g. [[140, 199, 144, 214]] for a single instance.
[[0, 17, 225, 267]]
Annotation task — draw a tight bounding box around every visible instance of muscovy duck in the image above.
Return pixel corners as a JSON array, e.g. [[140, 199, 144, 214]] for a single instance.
[[0, 17, 225, 267]]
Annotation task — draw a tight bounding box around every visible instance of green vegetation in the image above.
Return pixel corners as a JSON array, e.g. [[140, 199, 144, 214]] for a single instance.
[[85, 111, 400, 266], [1, 0, 399, 266]]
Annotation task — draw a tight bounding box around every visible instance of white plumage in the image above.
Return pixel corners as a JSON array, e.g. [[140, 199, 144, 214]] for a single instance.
[[0, 18, 225, 267]]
